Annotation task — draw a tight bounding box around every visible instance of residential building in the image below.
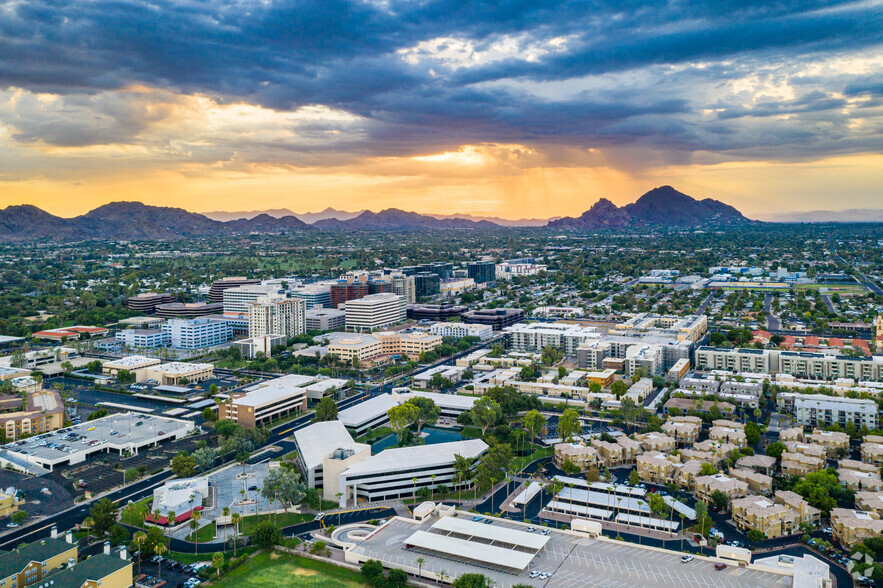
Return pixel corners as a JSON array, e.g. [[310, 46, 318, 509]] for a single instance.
[[838, 469, 883, 492], [337, 439, 487, 506], [589, 437, 641, 468], [808, 429, 851, 457], [775, 490, 821, 528], [154, 301, 223, 318], [209, 276, 260, 302], [0, 390, 64, 441], [662, 398, 735, 415], [305, 308, 346, 332], [461, 308, 524, 331], [696, 346, 883, 381], [345, 293, 404, 331], [467, 261, 495, 284], [429, 322, 494, 341], [855, 491, 883, 515], [730, 469, 773, 495], [47, 549, 133, 588], [862, 436, 883, 466], [161, 317, 231, 349], [505, 322, 600, 355], [0, 492, 21, 519], [248, 297, 305, 338], [219, 384, 308, 428], [555, 443, 599, 472], [406, 304, 467, 322], [790, 396, 879, 430], [661, 416, 703, 445], [0, 535, 78, 588], [126, 292, 173, 313], [830, 508, 883, 546], [666, 358, 690, 383], [709, 420, 747, 448], [115, 328, 170, 349], [735, 454, 777, 476], [694, 473, 749, 505], [731, 495, 799, 538], [633, 432, 676, 453], [388, 274, 416, 305], [636, 451, 682, 485], [495, 262, 547, 280], [781, 452, 826, 477]]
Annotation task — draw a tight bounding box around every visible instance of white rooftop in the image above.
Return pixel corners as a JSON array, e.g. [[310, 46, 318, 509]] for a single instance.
[[393, 389, 477, 410], [338, 394, 400, 428], [233, 384, 306, 408], [155, 362, 212, 374], [341, 439, 487, 478], [404, 530, 535, 571], [293, 421, 356, 471], [103, 355, 159, 369], [246, 373, 316, 391]]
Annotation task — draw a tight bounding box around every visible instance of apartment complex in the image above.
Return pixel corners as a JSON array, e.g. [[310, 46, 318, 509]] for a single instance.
[[830, 508, 883, 546], [344, 293, 404, 331], [0, 390, 64, 441], [786, 394, 879, 429], [696, 346, 883, 381], [429, 322, 494, 341], [731, 491, 819, 538], [389, 274, 416, 305], [0, 535, 78, 588], [505, 322, 600, 355]]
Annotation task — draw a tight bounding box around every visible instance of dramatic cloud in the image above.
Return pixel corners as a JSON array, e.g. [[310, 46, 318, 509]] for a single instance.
[[0, 0, 880, 216]]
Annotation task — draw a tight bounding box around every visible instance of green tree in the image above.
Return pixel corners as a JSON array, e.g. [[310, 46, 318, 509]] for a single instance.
[[192, 447, 217, 472], [252, 520, 281, 549], [747, 529, 767, 543], [171, 452, 196, 477], [388, 403, 419, 441], [558, 408, 581, 442], [523, 409, 545, 440], [313, 397, 338, 422], [470, 396, 502, 435], [629, 469, 640, 486], [10, 510, 27, 525], [89, 498, 119, 538], [744, 421, 761, 446], [201, 407, 217, 421], [711, 490, 729, 512], [611, 380, 628, 397], [699, 462, 718, 476], [360, 560, 385, 586], [453, 573, 495, 588], [406, 397, 439, 433], [766, 441, 785, 459]]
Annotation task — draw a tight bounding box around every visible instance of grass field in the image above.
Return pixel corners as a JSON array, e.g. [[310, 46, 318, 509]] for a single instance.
[[239, 512, 313, 535], [120, 497, 152, 527], [186, 522, 217, 543], [210, 551, 367, 587], [793, 283, 866, 294]]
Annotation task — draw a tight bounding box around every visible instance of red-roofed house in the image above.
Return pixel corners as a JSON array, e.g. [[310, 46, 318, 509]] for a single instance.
[[803, 336, 820, 348], [828, 338, 845, 348], [752, 330, 771, 344]]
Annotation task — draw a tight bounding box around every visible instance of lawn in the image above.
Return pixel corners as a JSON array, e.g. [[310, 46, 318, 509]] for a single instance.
[[239, 512, 313, 535], [120, 497, 153, 527], [512, 446, 554, 473], [186, 522, 217, 543], [210, 551, 367, 587]]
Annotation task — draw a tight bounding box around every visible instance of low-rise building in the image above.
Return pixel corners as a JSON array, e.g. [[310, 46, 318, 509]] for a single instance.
[[428, 322, 494, 341], [862, 437, 883, 466], [0, 389, 64, 441], [709, 420, 747, 447], [807, 429, 850, 457], [144, 362, 214, 385], [151, 477, 209, 520], [694, 473, 749, 506], [775, 490, 821, 528], [730, 469, 773, 495], [735, 454, 777, 476], [636, 451, 681, 485], [234, 334, 288, 359], [779, 427, 804, 443], [662, 397, 735, 416], [162, 317, 231, 349], [781, 452, 826, 477], [101, 355, 163, 382], [115, 328, 171, 349], [46, 549, 133, 588], [555, 443, 599, 472], [838, 469, 883, 492], [830, 508, 883, 546], [633, 432, 676, 453], [661, 415, 703, 445], [0, 534, 79, 587], [293, 421, 370, 493], [219, 384, 308, 428], [731, 495, 799, 538], [854, 491, 883, 515], [305, 308, 346, 332]]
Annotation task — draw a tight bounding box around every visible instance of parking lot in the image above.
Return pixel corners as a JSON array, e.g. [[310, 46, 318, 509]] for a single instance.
[[350, 515, 791, 588], [136, 556, 206, 587]]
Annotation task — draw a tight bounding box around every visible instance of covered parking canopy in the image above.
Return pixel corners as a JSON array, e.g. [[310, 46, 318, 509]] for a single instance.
[[404, 530, 537, 571], [431, 516, 550, 551]]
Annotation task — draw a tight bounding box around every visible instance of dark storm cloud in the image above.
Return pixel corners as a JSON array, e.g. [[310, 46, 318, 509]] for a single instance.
[[0, 0, 880, 161]]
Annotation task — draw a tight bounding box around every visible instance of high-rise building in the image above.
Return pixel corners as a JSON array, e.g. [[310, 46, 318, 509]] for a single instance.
[[162, 318, 232, 349], [209, 277, 261, 302], [368, 279, 391, 294], [290, 284, 332, 310], [414, 272, 440, 299], [468, 261, 496, 284], [344, 293, 404, 331], [390, 273, 416, 304], [330, 279, 370, 308], [223, 284, 286, 316], [248, 297, 306, 338], [429, 262, 454, 279]]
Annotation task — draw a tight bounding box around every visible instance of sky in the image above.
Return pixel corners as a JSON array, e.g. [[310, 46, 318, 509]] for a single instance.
[[0, 0, 881, 219]]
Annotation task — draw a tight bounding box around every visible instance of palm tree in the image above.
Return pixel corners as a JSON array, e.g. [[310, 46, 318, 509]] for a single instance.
[[336, 492, 343, 525], [231, 513, 241, 557], [430, 475, 436, 501], [679, 514, 686, 551], [437, 569, 449, 584], [212, 552, 224, 578], [190, 513, 201, 556], [415, 556, 425, 579], [153, 509, 162, 527], [154, 543, 167, 580], [166, 510, 176, 543], [133, 531, 147, 576], [412, 477, 418, 502], [222, 507, 230, 552]]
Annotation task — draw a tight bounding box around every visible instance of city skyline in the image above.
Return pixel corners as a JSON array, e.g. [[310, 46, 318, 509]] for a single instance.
[[0, 1, 881, 218]]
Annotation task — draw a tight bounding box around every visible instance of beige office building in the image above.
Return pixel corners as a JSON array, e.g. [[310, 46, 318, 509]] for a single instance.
[[345, 293, 404, 331], [248, 297, 305, 338]]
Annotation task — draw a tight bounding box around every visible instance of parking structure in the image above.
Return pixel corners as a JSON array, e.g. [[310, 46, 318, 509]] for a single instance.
[[347, 511, 808, 588], [0, 412, 194, 472]]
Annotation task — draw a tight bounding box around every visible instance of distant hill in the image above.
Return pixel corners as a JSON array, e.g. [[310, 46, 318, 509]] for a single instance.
[[203, 207, 366, 223], [548, 186, 748, 229], [754, 209, 883, 223], [313, 208, 500, 230], [0, 202, 310, 242]]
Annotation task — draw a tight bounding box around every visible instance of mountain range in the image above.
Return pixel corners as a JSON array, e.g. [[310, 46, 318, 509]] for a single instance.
[[202, 207, 552, 226], [1, 186, 752, 242], [753, 209, 883, 223]]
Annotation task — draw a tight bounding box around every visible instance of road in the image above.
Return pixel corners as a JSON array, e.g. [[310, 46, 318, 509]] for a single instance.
[[696, 292, 714, 315], [763, 293, 781, 331], [820, 294, 836, 314], [832, 245, 883, 295]]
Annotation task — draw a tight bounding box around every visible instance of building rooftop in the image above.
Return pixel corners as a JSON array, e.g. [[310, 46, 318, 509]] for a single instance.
[[102, 355, 161, 369], [293, 421, 357, 471], [232, 384, 306, 408], [154, 362, 213, 375], [342, 439, 487, 477], [47, 552, 130, 586], [0, 538, 74, 579], [337, 394, 399, 428]]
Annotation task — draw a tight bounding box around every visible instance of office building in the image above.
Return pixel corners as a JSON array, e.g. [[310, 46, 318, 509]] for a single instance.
[[154, 301, 223, 318], [330, 278, 370, 308], [33, 326, 108, 341], [290, 284, 332, 309], [337, 439, 487, 506], [305, 308, 346, 332], [329, 331, 442, 363], [222, 284, 286, 316], [234, 334, 288, 359], [162, 317, 231, 349], [126, 292, 173, 314], [461, 308, 524, 331], [429, 322, 494, 341], [414, 272, 441, 299], [248, 297, 306, 338], [144, 362, 214, 385], [345, 293, 404, 331], [406, 304, 466, 322], [115, 328, 170, 349], [101, 356, 162, 382], [220, 384, 308, 428], [467, 260, 495, 284], [209, 276, 261, 302], [337, 393, 401, 434]]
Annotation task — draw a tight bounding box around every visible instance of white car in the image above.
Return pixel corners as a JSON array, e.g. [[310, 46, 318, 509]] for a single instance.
[[681, 555, 694, 563], [314, 512, 326, 521]]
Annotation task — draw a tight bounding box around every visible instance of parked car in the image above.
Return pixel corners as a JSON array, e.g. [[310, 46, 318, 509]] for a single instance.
[[681, 555, 694, 563], [714, 563, 727, 571]]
